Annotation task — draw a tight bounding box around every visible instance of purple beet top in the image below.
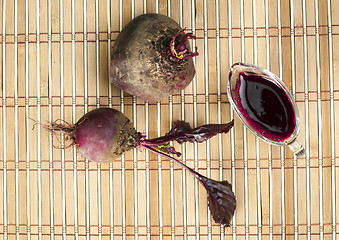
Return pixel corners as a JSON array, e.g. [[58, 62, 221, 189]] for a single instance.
[[236, 71, 296, 142]]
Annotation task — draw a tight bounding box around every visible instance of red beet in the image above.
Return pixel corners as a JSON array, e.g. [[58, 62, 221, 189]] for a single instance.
[[72, 108, 139, 162], [38, 107, 236, 226], [110, 13, 198, 102]]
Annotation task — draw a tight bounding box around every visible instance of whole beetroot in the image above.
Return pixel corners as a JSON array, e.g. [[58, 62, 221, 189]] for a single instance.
[[110, 13, 198, 102], [37, 107, 236, 226], [40, 108, 139, 162], [41, 108, 233, 163]]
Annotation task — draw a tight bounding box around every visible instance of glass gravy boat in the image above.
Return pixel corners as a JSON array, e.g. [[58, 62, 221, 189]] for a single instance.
[[227, 62, 305, 157]]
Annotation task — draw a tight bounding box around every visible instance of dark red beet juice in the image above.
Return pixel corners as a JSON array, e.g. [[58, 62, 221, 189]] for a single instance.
[[236, 72, 296, 141]]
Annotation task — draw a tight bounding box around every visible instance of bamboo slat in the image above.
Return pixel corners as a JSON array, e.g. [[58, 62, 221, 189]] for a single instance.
[[0, 0, 338, 239]]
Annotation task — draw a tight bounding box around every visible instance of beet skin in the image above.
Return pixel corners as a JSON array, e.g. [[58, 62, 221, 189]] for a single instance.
[[74, 108, 139, 162], [110, 13, 198, 102], [45, 108, 139, 163]]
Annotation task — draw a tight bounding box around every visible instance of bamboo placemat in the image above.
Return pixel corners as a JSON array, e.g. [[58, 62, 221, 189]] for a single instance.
[[0, 0, 338, 239]]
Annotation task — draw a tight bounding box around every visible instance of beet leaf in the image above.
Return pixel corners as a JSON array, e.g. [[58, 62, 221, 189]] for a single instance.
[[138, 119, 236, 226], [154, 143, 182, 157], [195, 173, 236, 226], [143, 145, 236, 226], [141, 120, 234, 147]]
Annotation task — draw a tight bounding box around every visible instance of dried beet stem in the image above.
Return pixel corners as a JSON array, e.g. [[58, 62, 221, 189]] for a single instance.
[[170, 28, 199, 60]]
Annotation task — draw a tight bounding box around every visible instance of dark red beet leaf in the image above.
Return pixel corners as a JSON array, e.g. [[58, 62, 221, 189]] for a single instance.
[[144, 145, 236, 226], [140, 120, 234, 148], [138, 120, 236, 225], [195, 173, 236, 226], [169, 120, 235, 144]]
